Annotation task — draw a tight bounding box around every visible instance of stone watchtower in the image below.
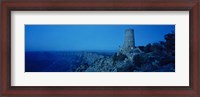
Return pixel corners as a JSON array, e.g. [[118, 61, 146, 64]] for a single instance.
[[123, 28, 135, 52]]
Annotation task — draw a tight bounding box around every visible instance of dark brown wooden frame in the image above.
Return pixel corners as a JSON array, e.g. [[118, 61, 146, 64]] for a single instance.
[[0, 0, 199, 97]]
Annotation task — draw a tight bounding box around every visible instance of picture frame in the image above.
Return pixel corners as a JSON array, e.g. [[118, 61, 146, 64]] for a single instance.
[[0, 0, 199, 96]]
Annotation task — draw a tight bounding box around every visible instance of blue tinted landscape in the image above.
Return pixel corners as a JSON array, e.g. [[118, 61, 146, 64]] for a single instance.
[[25, 25, 175, 72]]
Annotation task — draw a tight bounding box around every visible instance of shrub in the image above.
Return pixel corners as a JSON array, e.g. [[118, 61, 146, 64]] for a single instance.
[[133, 54, 146, 67], [144, 43, 152, 53], [112, 53, 128, 62]]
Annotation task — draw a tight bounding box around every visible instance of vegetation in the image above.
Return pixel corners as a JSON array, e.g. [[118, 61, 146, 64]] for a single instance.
[[112, 52, 128, 62], [132, 32, 175, 72]]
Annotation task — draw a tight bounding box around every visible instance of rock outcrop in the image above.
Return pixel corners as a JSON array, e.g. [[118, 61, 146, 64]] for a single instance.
[[74, 30, 175, 72]]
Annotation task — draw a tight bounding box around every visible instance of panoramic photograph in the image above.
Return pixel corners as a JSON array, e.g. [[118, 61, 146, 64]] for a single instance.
[[25, 25, 175, 72]]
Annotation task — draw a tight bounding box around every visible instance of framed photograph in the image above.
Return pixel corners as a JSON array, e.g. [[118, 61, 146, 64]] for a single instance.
[[1, 0, 199, 96]]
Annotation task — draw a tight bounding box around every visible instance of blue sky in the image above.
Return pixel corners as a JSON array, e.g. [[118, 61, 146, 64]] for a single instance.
[[25, 25, 175, 51]]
